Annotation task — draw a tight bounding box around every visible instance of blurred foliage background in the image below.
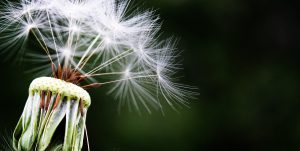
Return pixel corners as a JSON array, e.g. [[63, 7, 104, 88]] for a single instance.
[[1, 0, 300, 150]]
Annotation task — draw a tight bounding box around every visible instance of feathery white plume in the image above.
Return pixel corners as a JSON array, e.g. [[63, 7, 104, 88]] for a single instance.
[[0, 0, 198, 112]]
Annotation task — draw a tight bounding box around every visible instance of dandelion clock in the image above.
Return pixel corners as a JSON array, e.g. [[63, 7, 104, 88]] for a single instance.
[[0, 0, 198, 150]]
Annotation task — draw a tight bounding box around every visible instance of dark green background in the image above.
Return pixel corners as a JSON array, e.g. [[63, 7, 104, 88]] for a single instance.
[[1, 0, 300, 150]]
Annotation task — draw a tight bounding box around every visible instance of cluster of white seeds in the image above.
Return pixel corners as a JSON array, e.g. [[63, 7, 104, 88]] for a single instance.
[[0, 0, 198, 112]]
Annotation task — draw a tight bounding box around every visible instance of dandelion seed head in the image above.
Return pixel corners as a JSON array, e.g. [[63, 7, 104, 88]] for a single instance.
[[0, 0, 198, 113]]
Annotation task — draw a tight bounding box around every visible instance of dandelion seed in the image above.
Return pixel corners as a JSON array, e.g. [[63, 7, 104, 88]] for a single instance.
[[25, 23, 36, 32], [60, 47, 72, 59], [0, 0, 198, 150]]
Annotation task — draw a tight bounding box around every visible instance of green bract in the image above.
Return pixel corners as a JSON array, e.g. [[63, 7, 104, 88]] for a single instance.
[[13, 77, 89, 151]]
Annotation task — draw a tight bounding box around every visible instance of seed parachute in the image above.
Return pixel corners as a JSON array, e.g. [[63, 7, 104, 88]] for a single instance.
[[0, 0, 198, 150]]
